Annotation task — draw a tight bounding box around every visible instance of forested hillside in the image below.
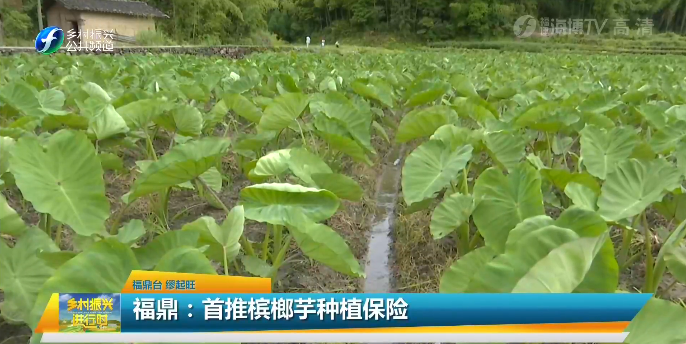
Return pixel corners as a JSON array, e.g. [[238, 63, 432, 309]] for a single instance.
[[266, 0, 686, 41], [1, 0, 686, 45]]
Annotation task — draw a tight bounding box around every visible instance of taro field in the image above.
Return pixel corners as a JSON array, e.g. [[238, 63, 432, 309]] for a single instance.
[[2, 49, 686, 343]]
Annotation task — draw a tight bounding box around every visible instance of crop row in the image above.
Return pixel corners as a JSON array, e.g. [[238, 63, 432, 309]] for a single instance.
[[1, 50, 686, 343]]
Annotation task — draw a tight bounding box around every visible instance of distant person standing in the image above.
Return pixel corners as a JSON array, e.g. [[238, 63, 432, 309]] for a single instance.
[[306, 36, 310, 48], [321, 38, 325, 48]]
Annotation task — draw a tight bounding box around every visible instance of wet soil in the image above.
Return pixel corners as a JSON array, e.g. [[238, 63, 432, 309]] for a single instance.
[[363, 144, 404, 293]]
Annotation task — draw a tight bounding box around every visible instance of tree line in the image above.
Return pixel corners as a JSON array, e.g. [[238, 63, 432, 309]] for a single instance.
[[267, 0, 686, 42], [1, 0, 686, 45]]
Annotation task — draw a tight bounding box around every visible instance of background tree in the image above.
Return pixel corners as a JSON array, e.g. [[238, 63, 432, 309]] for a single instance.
[[0, 3, 4, 46], [36, 0, 40, 30]]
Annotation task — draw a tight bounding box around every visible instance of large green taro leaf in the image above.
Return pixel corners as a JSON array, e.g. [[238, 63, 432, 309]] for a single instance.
[[180, 206, 244, 266], [286, 212, 365, 277], [154, 247, 217, 274], [127, 137, 231, 201], [483, 131, 526, 172], [82, 82, 112, 103], [396, 106, 458, 143], [115, 98, 168, 129], [318, 92, 374, 154], [449, 74, 479, 98], [649, 120, 686, 154], [578, 91, 622, 114], [258, 93, 310, 131], [207, 205, 244, 264], [504, 207, 617, 293], [253, 149, 291, 178], [0, 193, 27, 236], [288, 148, 333, 186], [452, 97, 497, 124], [0, 136, 16, 177], [625, 298, 686, 344], [0, 81, 67, 117], [574, 238, 619, 293], [9, 130, 110, 235], [472, 163, 545, 253], [28, 239, 140, 329], [316, 129, 373, 165], [540, 169, 601, 194], [0, 228, 59, 323], [515, 101, 579, 132], [351, 78, 394, 108], [466, 225, 608, 293], [580, 125, 638, 180], [182, 217, 227, 262], [223, 93, 263, 123], [404, 79, 450, 107], [240, 183, 340, 225], [665, 246, 686, 285], [311, 173, 363, 201], [431, 124, 484, 151], [233, 131, 278, 158], [115, 220, 146, 246], [401, 140, 473, 206], [154, 104, 203, 137], [439, 246, 497, 293], [430, 193, 475, 240], [564, 182, 598, 211], [598, 158, 681, 222], [79, 98, 129, 140], [134, 230, 201, 270]]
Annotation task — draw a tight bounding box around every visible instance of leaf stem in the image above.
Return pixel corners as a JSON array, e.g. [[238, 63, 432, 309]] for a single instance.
[[458, 223, 470, 257], [546, 132, 553, 166], [620, 251, 643, 271], [270, 234, 293, 285], [469, 230, 482, 250], [40, 213, 52, 235], [222, 247, 229, 276], [642, 211, 655, 293], [110, 201, 133, 235], [618, 228, 635, 268], [195, 177, 255, 256], [168, 132, 175, 151], [261, 226, 271, 261], [54, 224, 63, 248], [461, 164, 470, 195], [293, 118, 307, 148], [159, 188, 171, 231], [143, 128, 157, 161], [272, 224, 283, 263]]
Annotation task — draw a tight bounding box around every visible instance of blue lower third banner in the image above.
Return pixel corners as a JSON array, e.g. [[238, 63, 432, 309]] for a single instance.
[[39, 293, 652, 343]]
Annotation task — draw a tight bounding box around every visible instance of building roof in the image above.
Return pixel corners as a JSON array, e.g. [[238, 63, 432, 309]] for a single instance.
[[48, 0, 169, 18]]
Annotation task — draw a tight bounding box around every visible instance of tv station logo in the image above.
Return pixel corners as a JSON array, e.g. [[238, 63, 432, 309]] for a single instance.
[[35, 26, 64, 55], [35, 26, 116, 54]]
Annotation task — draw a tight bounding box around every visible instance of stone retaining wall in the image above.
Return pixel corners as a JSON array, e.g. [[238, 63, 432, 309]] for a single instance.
[[0, 46, 293, 58]]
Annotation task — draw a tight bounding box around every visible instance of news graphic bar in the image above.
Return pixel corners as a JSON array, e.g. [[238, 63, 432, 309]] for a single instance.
[[37, 291, 651, 343]]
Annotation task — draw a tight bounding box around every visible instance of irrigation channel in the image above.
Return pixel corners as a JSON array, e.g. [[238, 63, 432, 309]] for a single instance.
[[363, 144, 405, 294]]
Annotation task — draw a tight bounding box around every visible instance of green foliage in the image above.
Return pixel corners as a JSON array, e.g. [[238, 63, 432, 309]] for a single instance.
[[3, 47, 686, 344], [0, 6, 32, 39], [135, 30, 177, 46]]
